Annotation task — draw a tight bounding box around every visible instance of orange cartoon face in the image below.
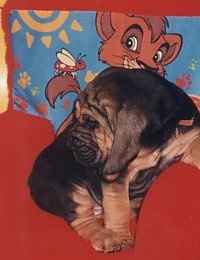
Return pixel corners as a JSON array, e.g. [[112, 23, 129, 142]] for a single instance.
[[96, 13, 182, 76]]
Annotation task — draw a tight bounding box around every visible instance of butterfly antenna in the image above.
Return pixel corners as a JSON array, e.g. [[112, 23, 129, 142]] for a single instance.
[[77, 53, 86, 60]]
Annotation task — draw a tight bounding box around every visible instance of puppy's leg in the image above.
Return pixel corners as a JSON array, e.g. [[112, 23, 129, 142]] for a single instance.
[[71, 186, 123, 253], [99, 149, 161, 251], [101, 180, 134, 250]]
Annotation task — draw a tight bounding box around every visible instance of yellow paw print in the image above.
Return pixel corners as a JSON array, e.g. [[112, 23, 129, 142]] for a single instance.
[[189, 58, 198, 71], [17, 71, 31, 89], [31, 86, 40, 96]]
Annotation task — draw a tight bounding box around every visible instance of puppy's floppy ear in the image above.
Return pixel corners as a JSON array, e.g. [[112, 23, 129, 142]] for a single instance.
[[103, 107, 145, 174]]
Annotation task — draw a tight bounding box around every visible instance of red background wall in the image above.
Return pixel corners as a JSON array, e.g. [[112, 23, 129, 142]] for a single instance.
[[1, 1, 200, 259]]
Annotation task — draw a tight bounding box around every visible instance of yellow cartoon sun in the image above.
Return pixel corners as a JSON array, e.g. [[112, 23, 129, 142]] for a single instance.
[[11, 10, 83, 48]]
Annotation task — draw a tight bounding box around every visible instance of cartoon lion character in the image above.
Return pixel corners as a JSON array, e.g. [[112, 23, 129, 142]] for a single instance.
[[96, 12, 182, 77]]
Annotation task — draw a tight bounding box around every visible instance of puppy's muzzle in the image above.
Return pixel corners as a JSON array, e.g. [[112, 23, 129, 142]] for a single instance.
[[68, 124, 105, 168]]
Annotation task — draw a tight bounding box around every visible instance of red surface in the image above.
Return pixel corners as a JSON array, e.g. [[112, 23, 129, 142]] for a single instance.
[[1, 1, 200, 259]]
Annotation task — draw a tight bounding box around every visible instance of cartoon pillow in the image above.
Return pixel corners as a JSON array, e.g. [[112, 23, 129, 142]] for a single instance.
[[9, 10, 200, 134]]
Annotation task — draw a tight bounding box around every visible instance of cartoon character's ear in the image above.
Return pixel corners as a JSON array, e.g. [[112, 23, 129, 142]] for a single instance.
[[161, 34, 182, 65], [96, 12, 115, 40]]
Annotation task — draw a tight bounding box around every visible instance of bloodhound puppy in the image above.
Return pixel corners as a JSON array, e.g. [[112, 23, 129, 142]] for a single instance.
[[28, 67, 200, 253]]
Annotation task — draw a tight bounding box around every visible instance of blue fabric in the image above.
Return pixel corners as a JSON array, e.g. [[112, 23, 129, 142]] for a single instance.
[[9, 11, 200, 132]]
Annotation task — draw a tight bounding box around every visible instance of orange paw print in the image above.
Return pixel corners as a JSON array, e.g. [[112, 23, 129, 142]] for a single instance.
[[17, 71, 31, 89]]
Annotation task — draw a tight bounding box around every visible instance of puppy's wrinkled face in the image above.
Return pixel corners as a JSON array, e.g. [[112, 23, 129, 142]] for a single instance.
[[68, 66, 200, 183], [67, 82, 117, 172], [67, 68, 147, 181]]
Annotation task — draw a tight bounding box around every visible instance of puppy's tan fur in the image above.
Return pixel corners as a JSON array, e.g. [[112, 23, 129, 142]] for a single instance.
[[71, 90, 200, 252], [29, 67, 200, 253]]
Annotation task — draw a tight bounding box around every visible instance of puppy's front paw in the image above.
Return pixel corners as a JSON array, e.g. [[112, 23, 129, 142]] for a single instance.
[[91, 229, 122, 253], [90, 229, 134, 253]]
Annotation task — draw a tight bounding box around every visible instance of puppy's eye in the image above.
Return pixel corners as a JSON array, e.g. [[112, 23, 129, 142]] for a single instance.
[[89, 121, 99, 129], [82, 114, 89, 122], [82, 114, 99, 129]]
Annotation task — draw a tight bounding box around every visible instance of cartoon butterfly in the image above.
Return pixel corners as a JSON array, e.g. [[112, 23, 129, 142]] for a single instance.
[[54, 48, 86, 78]]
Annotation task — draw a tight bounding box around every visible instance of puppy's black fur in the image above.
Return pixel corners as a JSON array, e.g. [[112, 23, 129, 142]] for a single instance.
[[28, 125, 103, 223], [28, 67, 200, 229]]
